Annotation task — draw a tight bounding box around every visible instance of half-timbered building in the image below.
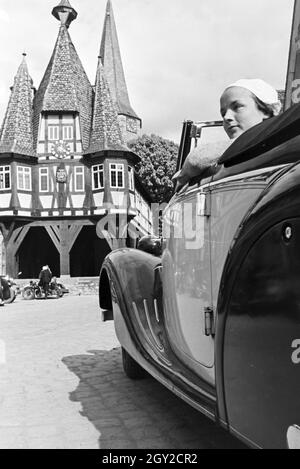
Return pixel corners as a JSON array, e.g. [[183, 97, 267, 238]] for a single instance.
[[0, 0, 152, 278]]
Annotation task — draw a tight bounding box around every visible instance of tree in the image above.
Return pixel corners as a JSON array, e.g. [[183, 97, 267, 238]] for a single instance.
[[128, 134, 178, 203]]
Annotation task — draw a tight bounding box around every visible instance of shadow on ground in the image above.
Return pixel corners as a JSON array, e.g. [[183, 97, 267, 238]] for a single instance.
[[62, 348, 247, 449]]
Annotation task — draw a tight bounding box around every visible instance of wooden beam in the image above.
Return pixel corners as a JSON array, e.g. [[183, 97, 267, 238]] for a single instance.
[[11, 225, 30, 252], [0, 221, 16, 244], [44, 226, 60, 252], [49, 225, 60, 244], [100, 230, 126, 250], [28, 219, 95, 227], [3, 224, 30, 276], [0, 223, 8, 239], [68, 225, 83, 252], [5, 243, 18, 277], [59, 221, 70, 275], [111, 238, 126, 250]]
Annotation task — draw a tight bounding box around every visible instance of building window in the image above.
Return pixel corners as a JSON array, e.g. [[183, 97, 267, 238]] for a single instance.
[[74, 166, 84, 192], [39, 168, 49, 192], [128, 166, 135, 191], [0, 166, 11, 190], [92, 164, 104, 190], [48, 125, 59, 141], [110, 163, 124, 188], [17, 166, 31, 191], [63, 125, 73, 140], [46, 115, 76, 154]]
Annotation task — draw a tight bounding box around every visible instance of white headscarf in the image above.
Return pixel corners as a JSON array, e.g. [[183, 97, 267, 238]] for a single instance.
[[225, 79, 282, 116]]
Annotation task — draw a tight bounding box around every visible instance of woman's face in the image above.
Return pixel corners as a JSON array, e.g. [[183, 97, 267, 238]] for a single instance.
[[220, 87, 268, 139]]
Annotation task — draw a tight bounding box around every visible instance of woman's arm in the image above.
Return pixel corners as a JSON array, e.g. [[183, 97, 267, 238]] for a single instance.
[[174, 139, 232, 190]]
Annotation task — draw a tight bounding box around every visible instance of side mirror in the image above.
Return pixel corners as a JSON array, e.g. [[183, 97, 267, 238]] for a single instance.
[[137, 236, 163, 257]]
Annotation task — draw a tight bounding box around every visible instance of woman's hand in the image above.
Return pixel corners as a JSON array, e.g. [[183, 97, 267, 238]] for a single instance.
[[173, 139, 231, 192]]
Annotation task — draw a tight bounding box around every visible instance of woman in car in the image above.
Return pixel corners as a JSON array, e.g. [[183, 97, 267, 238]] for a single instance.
[[174, 78, 282, 190]]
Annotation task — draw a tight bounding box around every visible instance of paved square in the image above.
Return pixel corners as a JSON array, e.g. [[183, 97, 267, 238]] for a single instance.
[[0, 295, 246, 449]]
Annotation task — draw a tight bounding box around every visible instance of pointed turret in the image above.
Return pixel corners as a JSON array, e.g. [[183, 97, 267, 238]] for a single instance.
[[33, 4, 93, 151], [0, 54, 35, 156], [52, 0, 77, 29], [100, 0, 140, 122], [85, 57, 128, 154]]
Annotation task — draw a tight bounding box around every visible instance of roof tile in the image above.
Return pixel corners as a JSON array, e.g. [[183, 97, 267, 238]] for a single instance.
[[0, 56, 35, 156], [85, 59, 128, 154], [33, 25, 93, 150], [100, 0, 140, 120]]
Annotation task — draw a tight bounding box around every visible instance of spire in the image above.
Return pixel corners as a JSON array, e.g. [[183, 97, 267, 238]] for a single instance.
[[52, 0, 77, 29], [100, 0, 139, 119], [0, 54, 35, 156], [85, 57, 128, 154], [33, 24, 93, 151]]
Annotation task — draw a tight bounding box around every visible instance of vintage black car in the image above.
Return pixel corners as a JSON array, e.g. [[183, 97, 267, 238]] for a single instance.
[[99, 105, 300, 449]]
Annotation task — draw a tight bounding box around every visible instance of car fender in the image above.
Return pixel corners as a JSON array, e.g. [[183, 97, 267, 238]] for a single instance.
[[100, 248, 161, 309]]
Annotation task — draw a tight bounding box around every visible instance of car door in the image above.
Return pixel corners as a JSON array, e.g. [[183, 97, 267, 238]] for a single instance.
[[162, 183, 215, 385], [209, 176, 269, 317], [161, 171, 270, 387]]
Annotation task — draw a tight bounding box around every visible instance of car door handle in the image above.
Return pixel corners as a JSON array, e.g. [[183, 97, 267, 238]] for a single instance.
[[204, 306, 215, 336], [197, 191, 211, 217]]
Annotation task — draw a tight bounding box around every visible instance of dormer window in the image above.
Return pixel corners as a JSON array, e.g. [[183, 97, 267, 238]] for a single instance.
[[47, 115, 75, 144], [36, 113, 82, 156], [63, 125, 73, 140], [48, 125, 59, 141]]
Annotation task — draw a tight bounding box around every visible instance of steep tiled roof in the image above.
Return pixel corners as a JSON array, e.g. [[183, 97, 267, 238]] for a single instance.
[[85, 58, 128, 154], [100, 0, 139, 120], [0, 55, 35, 156], [33, 24, 93, 151]]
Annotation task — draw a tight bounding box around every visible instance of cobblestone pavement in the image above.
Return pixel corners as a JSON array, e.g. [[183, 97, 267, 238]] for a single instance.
[[0, 295, 246, 449]]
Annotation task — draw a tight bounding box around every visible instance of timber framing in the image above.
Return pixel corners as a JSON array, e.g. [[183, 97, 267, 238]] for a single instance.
[[0, 218, 99, 276], [0, 1, 152, 278]]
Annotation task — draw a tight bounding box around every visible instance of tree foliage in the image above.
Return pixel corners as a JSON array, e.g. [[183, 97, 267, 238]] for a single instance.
[[128, 134, 178, 203]]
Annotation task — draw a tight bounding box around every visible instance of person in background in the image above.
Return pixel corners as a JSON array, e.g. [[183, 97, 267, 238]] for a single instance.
[[174, 79, 282, 190], [38, 265, 52, 299]]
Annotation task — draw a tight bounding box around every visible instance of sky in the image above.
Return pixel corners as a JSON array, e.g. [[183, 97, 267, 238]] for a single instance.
[[0, 0, 295, 144]]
